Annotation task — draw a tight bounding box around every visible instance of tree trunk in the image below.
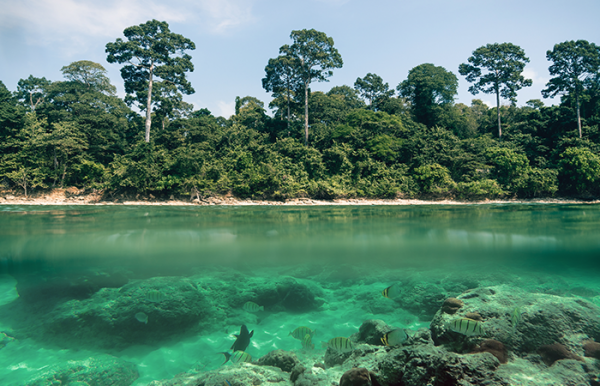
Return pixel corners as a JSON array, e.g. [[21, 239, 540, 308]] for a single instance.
[[496, 90, 502, 139], [304, 83, 309, 146], [286, 88, 291, 133], [145, 64, 154, 143], [576, 91, 582, 138]]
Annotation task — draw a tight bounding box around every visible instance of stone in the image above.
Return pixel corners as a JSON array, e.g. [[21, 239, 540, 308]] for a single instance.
[[257, 350, 300, 373], [339, 368, 373, 386], [25, 355, 138, 386], [352, 319, 392, 346], [442, 298, 464, 314]]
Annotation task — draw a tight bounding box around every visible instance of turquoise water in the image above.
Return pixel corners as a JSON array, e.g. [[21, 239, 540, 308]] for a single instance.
[[0, 204, 599, 385]]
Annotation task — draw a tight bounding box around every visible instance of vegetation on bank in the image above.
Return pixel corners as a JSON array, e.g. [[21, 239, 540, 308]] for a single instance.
[[1, 20, 599, 201]]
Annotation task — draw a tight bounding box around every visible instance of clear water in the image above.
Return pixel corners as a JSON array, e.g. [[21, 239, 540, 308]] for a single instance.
[[0, 204, 599, 385]]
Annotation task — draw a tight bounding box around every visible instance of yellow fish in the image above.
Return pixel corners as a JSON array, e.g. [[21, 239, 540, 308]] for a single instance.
[[289, 326, 316, 340], [382, 283, 401, 299], [242, 301, 264, 312], [323, 337, 354, 353], [381, 329, 407, 346], [146, 289, 167, 303], [448, 318, 484, 336], [301, 333, 314, 350]]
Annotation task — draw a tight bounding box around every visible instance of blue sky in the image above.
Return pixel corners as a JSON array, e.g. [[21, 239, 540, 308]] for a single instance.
[[1, 0, 599, 118]]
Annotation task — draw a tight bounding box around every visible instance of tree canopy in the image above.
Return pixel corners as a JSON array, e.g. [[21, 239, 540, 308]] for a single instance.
[[459, 43, 532, 138], [105, 19, 195, 143]]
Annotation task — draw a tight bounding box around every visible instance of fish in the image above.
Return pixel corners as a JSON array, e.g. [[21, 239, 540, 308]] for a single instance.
[[231, 325, 254, 352], [134, 312, 148, 324], [381, 329, 408, 346], [224, 381, 232, 386], [242, 301, 264, 312], [511, 307, 522, 330], [289, 326, 316, 340], [322, 337, 354, 353], [301, 333, 314, 350], [382, 283, 402, 299], [221, 350, 252, 364], [146, 289, 167, 303], [447, 318, 485, 336]]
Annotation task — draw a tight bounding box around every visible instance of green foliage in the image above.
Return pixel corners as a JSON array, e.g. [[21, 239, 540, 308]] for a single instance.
[[354, 73, 394, 109], [398, 63, 458, 127], [61, 60, 116, 95], [459, 43, 532, 138], [413, 163, 456, 195], [485, 146, 529, 188], [558, 147, 600, 195], [456, 179, 505, 200]]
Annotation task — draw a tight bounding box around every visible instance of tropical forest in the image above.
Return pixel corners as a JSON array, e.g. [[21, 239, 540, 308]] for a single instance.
[[1, 20, 599, 201]]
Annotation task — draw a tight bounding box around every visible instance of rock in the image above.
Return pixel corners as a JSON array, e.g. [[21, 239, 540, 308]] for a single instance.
[[29, 276, 212, 349], [254, 277, 323, 312], [352, 319, 392, 346], [392, 281, 448, 319], [471, 339, 509, 364], [373, 342, 507, 386], [537, 343, 583, 366], [584, 341, 600, 359], [442, 298, 464, 314], [290, 365, 306, 383], [24, 355, 138, 386], [339, 368, 373, 386], [257, 350, 300, 372], [429, 285, 600, 356]]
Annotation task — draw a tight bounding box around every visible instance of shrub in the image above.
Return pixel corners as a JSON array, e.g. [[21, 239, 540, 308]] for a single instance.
[[413, 163, 456, 196]]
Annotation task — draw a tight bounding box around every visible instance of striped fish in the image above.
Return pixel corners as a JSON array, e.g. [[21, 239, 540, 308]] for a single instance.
[[301, 333, 314, 350], [289, 326, 316, 340], [221, 350, 252, 364], [448, 318, 484, 336], [146, 289, 167, 303], [382, 283, 401, 299], [324, 337, 354, 353], [381, 329, 408, 346], [242, 301, 264, 312]]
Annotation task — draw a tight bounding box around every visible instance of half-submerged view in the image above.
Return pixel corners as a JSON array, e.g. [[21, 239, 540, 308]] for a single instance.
[[2, 1, 600, 385]]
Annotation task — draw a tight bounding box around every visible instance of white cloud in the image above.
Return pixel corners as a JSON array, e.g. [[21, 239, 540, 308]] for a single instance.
[[0, 0, 256, 51], [522, 67, 549, 88], [482, 100, 493, 108], [217, 100, 235, 118]]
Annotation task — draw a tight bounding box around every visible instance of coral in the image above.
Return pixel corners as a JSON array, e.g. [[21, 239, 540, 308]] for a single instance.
[[352, 319, 392, 345], [584, 341, 600, 359], [537, 343, 583, 366], [441, 298, 464, 314], [340, 368, 381, 386], [471, 339, 508, 364], [256, 350, 299, 372], [464, 312, 483, 321]]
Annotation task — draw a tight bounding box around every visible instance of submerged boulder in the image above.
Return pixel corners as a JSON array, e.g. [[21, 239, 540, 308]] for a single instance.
[[25, 354, 138, 386]]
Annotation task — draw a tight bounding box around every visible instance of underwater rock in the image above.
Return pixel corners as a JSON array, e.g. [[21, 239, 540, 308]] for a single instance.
[[25, 276, 212, 349], [352, 319, 392, 346], [339, 367, 379, 386], [372, 342, 507, 386], [429, 285, 600, 356], [441, 297, 464, 314], [257, 349, 300, 372], [584, 341, 600, 359], [24, 354, 138, 386], [254, 277, 323, 312], [537, 343, 584, 366], [13, 268, 129, 306], [392, 281, 447, 320], [471, 339, 509, 364]]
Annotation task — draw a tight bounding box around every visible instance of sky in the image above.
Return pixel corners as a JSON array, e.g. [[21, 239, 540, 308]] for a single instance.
[[1, 0, 599, 118]]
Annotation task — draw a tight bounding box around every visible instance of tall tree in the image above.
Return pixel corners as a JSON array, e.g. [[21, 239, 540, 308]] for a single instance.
[[459, 43, 532, 138], [262, 55, 300, 129], [15, 75, 52, 112], [60, 60, 117, 95], [354, 73, 394, 110], [283, 29, 343, 146], [105, 19, 195, 142], [398, 63, 458, 127], [541, 40, 600, 138]]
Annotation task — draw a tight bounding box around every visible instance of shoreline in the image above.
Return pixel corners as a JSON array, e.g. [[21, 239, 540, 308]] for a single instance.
[[0, 189, 598, 206]]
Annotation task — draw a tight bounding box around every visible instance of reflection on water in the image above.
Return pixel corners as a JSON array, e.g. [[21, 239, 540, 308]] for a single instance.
[[1, 204, 600, 276]]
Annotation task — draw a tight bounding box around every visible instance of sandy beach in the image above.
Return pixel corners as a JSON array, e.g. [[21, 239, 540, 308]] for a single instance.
[[0, 188, 597, 206]]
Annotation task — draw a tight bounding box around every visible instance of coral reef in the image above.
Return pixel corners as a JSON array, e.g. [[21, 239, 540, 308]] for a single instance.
[[352, 319, 392, 346], [340, 367, 381, 386], [256, 350, 300, 373], [471, 339, 508, 364], [442, 298, 464, 314], [537, 343, 583, 366], [584, 341, 600, 359]]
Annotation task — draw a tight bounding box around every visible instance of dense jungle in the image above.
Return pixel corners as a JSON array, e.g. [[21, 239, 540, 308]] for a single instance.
[[1, 21, 599, 201]]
